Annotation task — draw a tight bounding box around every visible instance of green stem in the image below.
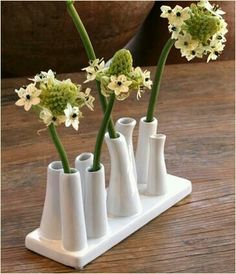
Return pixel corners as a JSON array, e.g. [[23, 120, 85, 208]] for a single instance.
[[48, 124, 71, 173], [91, 94, 116, 171], [146, 38, 175, 122], [66, 0, 117, 138]]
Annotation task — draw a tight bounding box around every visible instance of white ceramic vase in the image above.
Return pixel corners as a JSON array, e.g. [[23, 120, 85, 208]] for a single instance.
[[39, 161, 62, 240], [105, 132, 142, 217], [75, 152, 94, 206], [147, 134, 168, 195], [115, 117, 137, 182], [60, 169, 87, 252], [135, 117, 158, 185], [84, 164, 108, 238]]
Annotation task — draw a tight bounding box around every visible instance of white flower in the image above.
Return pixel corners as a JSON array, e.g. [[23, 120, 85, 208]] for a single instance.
[[207, 40, 225, 62], [142, 70, 152, 89], [175, 33, 199, 57], [168, 24, 181, 39], [137, 86, 145, 100], [82, 66, 97, 82], [15, 83, 41, 111], [198, 0, 225, 16], [39, 108, 65, 126], [29, 69, 56, 84], [184, 46, 205, 61], [134, 67, 152, 90], [160, 5, 173, 19], [82, 58, 105, 83], [218, 20, 228, 36], [168, 5, 190, 26], [107, 75, 132, 97], [78, 88, 95, 111], [64, 103, 81, 130]]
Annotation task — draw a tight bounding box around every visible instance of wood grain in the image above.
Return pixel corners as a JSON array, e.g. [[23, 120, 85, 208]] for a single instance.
[[1, 61, 235, 273]]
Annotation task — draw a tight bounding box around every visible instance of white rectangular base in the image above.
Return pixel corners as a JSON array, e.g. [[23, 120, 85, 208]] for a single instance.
[[25, 174, 192, 269]]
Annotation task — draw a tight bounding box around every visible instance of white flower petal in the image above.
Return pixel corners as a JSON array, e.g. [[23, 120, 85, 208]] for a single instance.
[[65, 119, 72, 127], [24, 101, 32, 111], [31, 97, 40, 105], [15, 98, 25, 106], [72, 120, 79, 131]]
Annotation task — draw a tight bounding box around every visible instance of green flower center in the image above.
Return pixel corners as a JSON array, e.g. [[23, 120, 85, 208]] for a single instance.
[[40, 80, 79, 116], [184, 5, 221, 44], [108, 49, 133, 76]]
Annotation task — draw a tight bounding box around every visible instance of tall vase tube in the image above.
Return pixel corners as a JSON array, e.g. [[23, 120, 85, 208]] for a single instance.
[[84, 164, 108, 238], [39, 161, 62, 240], [135, 117, 158, 185], [115, 117, 137, 182], [60, 169, 87, 252], [75, 152, 94, 207], [147, 134, 168, 195], [105, 132, 142, 217]]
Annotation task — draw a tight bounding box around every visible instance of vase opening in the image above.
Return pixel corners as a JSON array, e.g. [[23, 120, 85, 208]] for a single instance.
[[150, 133, 166, 140], [61, 168, 78, 175], [49, 161, 62, 171], [78, 152, 93, 161], [118, 117, 136, 126], [87, 165, 103, 173], [142, 116, 158, 125]]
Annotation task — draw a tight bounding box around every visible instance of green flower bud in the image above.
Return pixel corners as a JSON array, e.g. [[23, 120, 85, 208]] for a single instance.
[[184, 4, 221, 44], [40, 80, 80, 116], [108, 49, 133, 76]]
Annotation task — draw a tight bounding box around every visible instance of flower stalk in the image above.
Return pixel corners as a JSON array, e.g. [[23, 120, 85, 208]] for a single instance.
[[15, 69, 94, 174], [146, 38, 175, 122], [91, 94, 116, 171], [66, 0, 117, 138], [83, 49, 152, 171], [48, 123, 71, 173]]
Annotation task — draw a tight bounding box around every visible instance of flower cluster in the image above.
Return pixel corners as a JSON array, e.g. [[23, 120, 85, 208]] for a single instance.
[[82, 49, 152, 100], [161, 0, 228, 62], [15, 70, 95, 130]]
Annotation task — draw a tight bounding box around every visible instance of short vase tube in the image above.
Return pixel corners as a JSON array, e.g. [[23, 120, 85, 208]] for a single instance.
[[105, 132, 142, 217], [60, 169, 87, 252], [135, 117, 158, 185], [39, 161, 62, 240], [84, 164, 108, 238], [115, 117, 137, 182], [147, 134, 168, 195], [75, 152, 94, 206]]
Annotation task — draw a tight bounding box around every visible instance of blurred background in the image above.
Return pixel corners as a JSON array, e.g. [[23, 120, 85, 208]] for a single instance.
[[1, 1, 235, 78]]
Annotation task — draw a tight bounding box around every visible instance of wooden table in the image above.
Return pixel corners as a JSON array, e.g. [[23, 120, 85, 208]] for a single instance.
[[2, 61, 235, 273]]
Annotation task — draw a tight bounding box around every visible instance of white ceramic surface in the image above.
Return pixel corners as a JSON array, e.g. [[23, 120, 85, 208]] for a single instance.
[[25, 174, 192, 269], [75, 152, 94, 206], [105, 132, 142, 217], [60, 169, 87, 251], [135, 117, 158, 185], [147, 134, 168, 195], [115, 117, 137, 182], [39, 161, 62, 240], [84, 164, 108, 238]]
